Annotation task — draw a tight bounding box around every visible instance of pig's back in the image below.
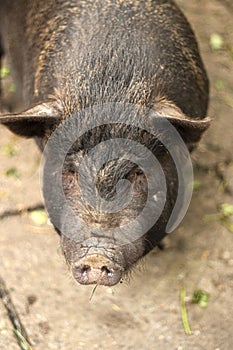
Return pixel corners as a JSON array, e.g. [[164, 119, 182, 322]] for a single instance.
[[0, 0, 208, 117]]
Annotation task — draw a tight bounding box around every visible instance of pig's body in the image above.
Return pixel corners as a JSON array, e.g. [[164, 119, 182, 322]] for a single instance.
[[0, 0, 208, 116], [0, 0, 210, 286]]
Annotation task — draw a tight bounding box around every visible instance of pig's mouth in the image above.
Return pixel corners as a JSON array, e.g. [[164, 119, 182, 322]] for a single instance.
[[71, 253, 124, 286]]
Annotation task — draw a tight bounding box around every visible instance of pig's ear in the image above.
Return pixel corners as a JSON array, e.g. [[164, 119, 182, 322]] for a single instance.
[[0, 101, 61, 138], [153, 101, 211, 149]]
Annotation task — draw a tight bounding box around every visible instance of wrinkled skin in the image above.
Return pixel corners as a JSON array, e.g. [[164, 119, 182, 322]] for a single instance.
[[0, 0, 209, 286]]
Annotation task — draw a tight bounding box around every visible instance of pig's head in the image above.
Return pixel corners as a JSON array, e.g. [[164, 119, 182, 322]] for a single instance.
[[0, 100, 210, 286]]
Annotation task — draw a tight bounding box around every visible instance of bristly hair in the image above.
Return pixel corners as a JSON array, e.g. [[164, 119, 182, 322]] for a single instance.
[[55, 27, 158, 117]]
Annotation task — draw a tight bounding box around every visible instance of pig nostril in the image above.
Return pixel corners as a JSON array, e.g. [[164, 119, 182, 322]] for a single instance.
[[101, 266, 113, 277], [80, 265, 91, 276], [73, 257, 122, 285]]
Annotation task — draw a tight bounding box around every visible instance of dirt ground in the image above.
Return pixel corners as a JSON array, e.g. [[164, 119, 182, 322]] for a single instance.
[[0, 0, 233, 349]]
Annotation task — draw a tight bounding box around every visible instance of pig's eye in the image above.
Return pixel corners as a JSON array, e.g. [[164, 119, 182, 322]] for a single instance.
[[64, 163, 77, 175], [126, 167, 144, 181], [126, 167, 147, 192], [68, 165, 76, 175], [62, 163, 78, 184]]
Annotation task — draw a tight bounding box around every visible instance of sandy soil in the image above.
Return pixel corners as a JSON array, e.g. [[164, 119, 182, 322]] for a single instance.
[[0, 0, 232, 349]]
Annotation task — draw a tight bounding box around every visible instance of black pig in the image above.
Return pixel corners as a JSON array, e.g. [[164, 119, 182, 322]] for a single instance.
[[0, 0, 210, 286]]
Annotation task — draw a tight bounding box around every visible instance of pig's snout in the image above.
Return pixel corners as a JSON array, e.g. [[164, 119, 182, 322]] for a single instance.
[[72, 254, 123, 286]]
